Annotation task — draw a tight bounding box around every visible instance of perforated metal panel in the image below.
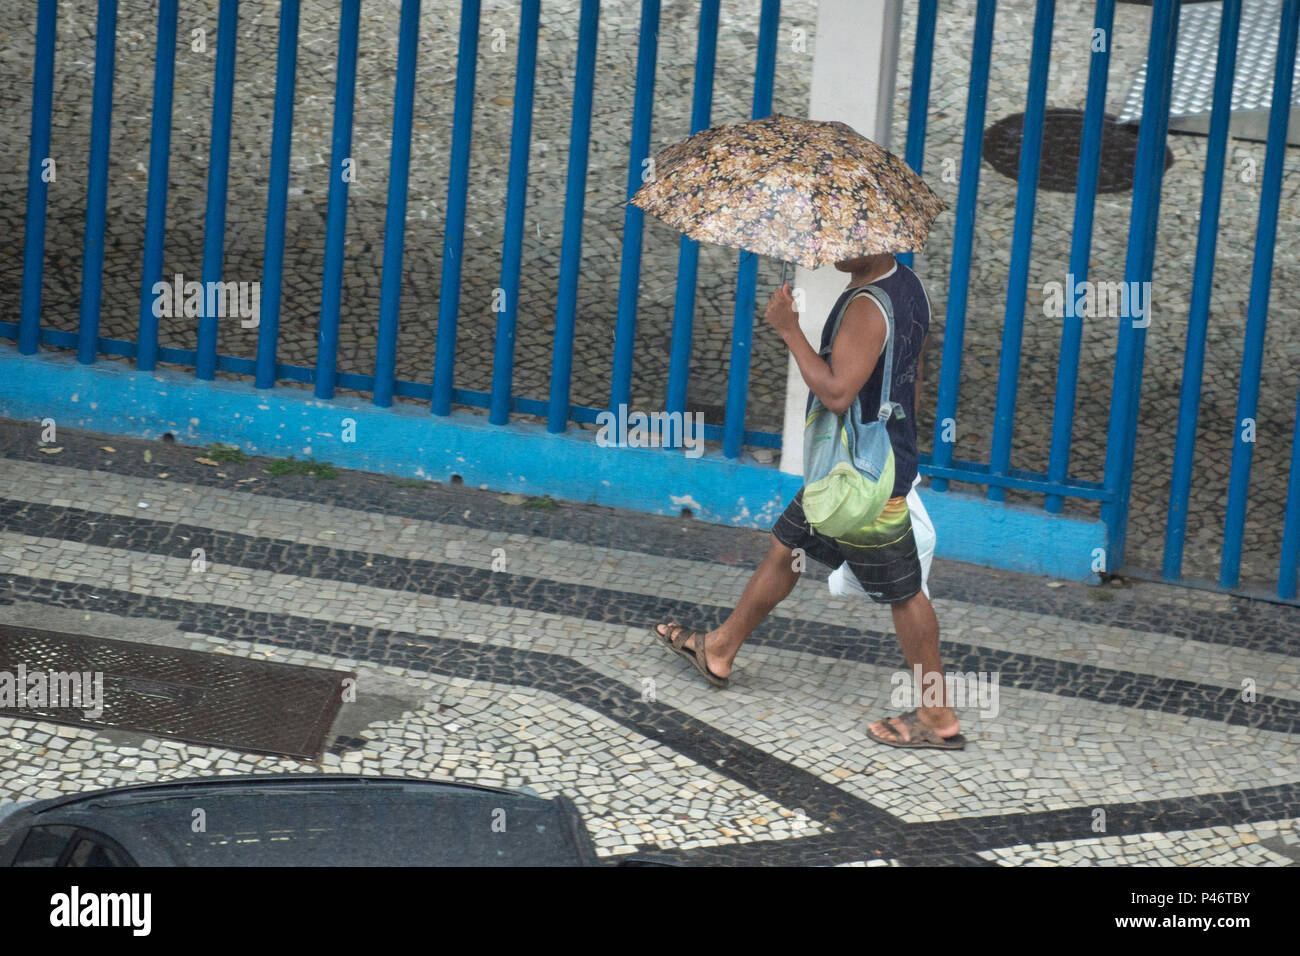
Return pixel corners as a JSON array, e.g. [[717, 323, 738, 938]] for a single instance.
[[1117, 0, 1300, 144], [0, 625, 352, 759]]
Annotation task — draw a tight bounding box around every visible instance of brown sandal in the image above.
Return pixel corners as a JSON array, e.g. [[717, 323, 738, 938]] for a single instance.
[[866, 709, 966, 750], [653, 622, 730, 688]]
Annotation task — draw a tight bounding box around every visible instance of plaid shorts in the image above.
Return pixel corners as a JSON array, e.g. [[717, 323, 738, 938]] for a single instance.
[[772, 489, 923, 604]]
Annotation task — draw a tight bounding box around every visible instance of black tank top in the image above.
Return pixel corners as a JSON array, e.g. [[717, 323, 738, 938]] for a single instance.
[[811, 262, 930, 498]]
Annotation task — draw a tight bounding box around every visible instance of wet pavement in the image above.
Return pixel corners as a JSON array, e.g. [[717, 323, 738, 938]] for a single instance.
[[1, 418, 1297, 865]]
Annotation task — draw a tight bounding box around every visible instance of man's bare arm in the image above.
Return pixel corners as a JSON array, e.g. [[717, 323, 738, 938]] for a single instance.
[[780, 296, 886, 415]]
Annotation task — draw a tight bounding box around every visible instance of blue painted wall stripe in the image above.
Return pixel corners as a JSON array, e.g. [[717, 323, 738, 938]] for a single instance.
[[0, 349, 1106, 583], [2, 319, 787, 451]]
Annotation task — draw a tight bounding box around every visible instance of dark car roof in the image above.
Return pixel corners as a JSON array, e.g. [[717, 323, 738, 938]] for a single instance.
[[0, 775, 599, 867]]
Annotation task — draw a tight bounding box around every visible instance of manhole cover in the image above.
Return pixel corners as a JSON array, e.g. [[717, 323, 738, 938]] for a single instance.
[[0, 625, 353, 759], [982, 108, 1174, 193]]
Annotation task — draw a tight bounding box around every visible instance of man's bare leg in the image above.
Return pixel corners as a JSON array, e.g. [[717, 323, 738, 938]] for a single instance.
[[867, 590, 960, 741], [654, 534, 800, 680]]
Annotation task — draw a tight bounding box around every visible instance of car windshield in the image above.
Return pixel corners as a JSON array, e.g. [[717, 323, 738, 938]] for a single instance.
[[74, 784, 581, 866]]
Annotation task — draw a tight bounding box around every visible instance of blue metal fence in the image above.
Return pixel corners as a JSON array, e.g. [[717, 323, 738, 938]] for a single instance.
[[3, 0, 1299, 602]]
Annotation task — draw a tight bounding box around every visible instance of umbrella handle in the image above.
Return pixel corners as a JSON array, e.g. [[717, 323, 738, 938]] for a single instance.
[[778, 260, 791, 291]]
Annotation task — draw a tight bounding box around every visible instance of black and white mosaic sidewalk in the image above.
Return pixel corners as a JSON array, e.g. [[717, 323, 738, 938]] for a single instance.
[[1, 419, 1297, 865]]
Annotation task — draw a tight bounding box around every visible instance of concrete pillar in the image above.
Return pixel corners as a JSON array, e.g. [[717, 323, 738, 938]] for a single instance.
[[779, 0, 901, 475]]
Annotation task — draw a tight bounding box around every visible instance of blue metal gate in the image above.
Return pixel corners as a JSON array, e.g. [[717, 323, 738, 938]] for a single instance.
[[2, 0, 1298, 602]]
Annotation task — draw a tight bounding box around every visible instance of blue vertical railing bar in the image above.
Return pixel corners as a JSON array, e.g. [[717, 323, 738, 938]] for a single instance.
[[488, 0, 541, 425], [897, 0, 937, 271], [136, 0, 178, 371], [196, 0, 239, 381], [664, 0, 720, 442], [76, 0, 118, 365], [722, 0, 780, 459], [256, 0, 301, 390], [374, 0, 421, 408], [1044, 0, 1115, 514], [1280, 378, 1300, 599], [18, 0, 58, 356], [723, 247, 759, 459], [1220, 0, 1298, 589], [987, 0, 1055, 502], [1125, 14, 1180, 483], [1162, 0, 1241, 575], [547, 0, 601, 433], [431, 0, 481, 416], [1124, 17, 1180, 500], [315, 0, 361, 400], [610, 0, 661, 415], [930, 0, 996, 492], [748, 0, 779, 127], [1101, 0, 1179, 570]]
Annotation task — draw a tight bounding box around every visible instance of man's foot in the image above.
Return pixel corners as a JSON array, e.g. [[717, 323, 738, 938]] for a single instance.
[[866, 709, 965, 750], [654, 622, 733, 685]]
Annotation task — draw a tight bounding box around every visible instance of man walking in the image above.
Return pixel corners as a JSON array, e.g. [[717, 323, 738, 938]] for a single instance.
[[656, 253, 964, 750]]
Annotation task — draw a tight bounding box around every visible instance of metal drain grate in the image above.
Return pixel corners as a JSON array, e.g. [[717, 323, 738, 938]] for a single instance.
[[0, 625, 353, 759]]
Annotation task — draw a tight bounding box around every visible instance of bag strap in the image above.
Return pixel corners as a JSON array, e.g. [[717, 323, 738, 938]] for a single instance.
[[824, 283, 901, 423]]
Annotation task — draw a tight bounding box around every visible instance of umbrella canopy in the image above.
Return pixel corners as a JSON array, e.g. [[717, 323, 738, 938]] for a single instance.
[[628, 114, 946, 270]]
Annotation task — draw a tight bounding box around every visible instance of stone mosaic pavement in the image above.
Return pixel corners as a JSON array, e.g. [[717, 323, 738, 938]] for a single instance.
[[1, 0, 1297, 591], [1, 417, 1297, 864]]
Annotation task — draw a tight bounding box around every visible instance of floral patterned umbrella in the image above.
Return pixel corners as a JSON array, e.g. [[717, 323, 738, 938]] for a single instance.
[[628, 114, 946, 271]]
